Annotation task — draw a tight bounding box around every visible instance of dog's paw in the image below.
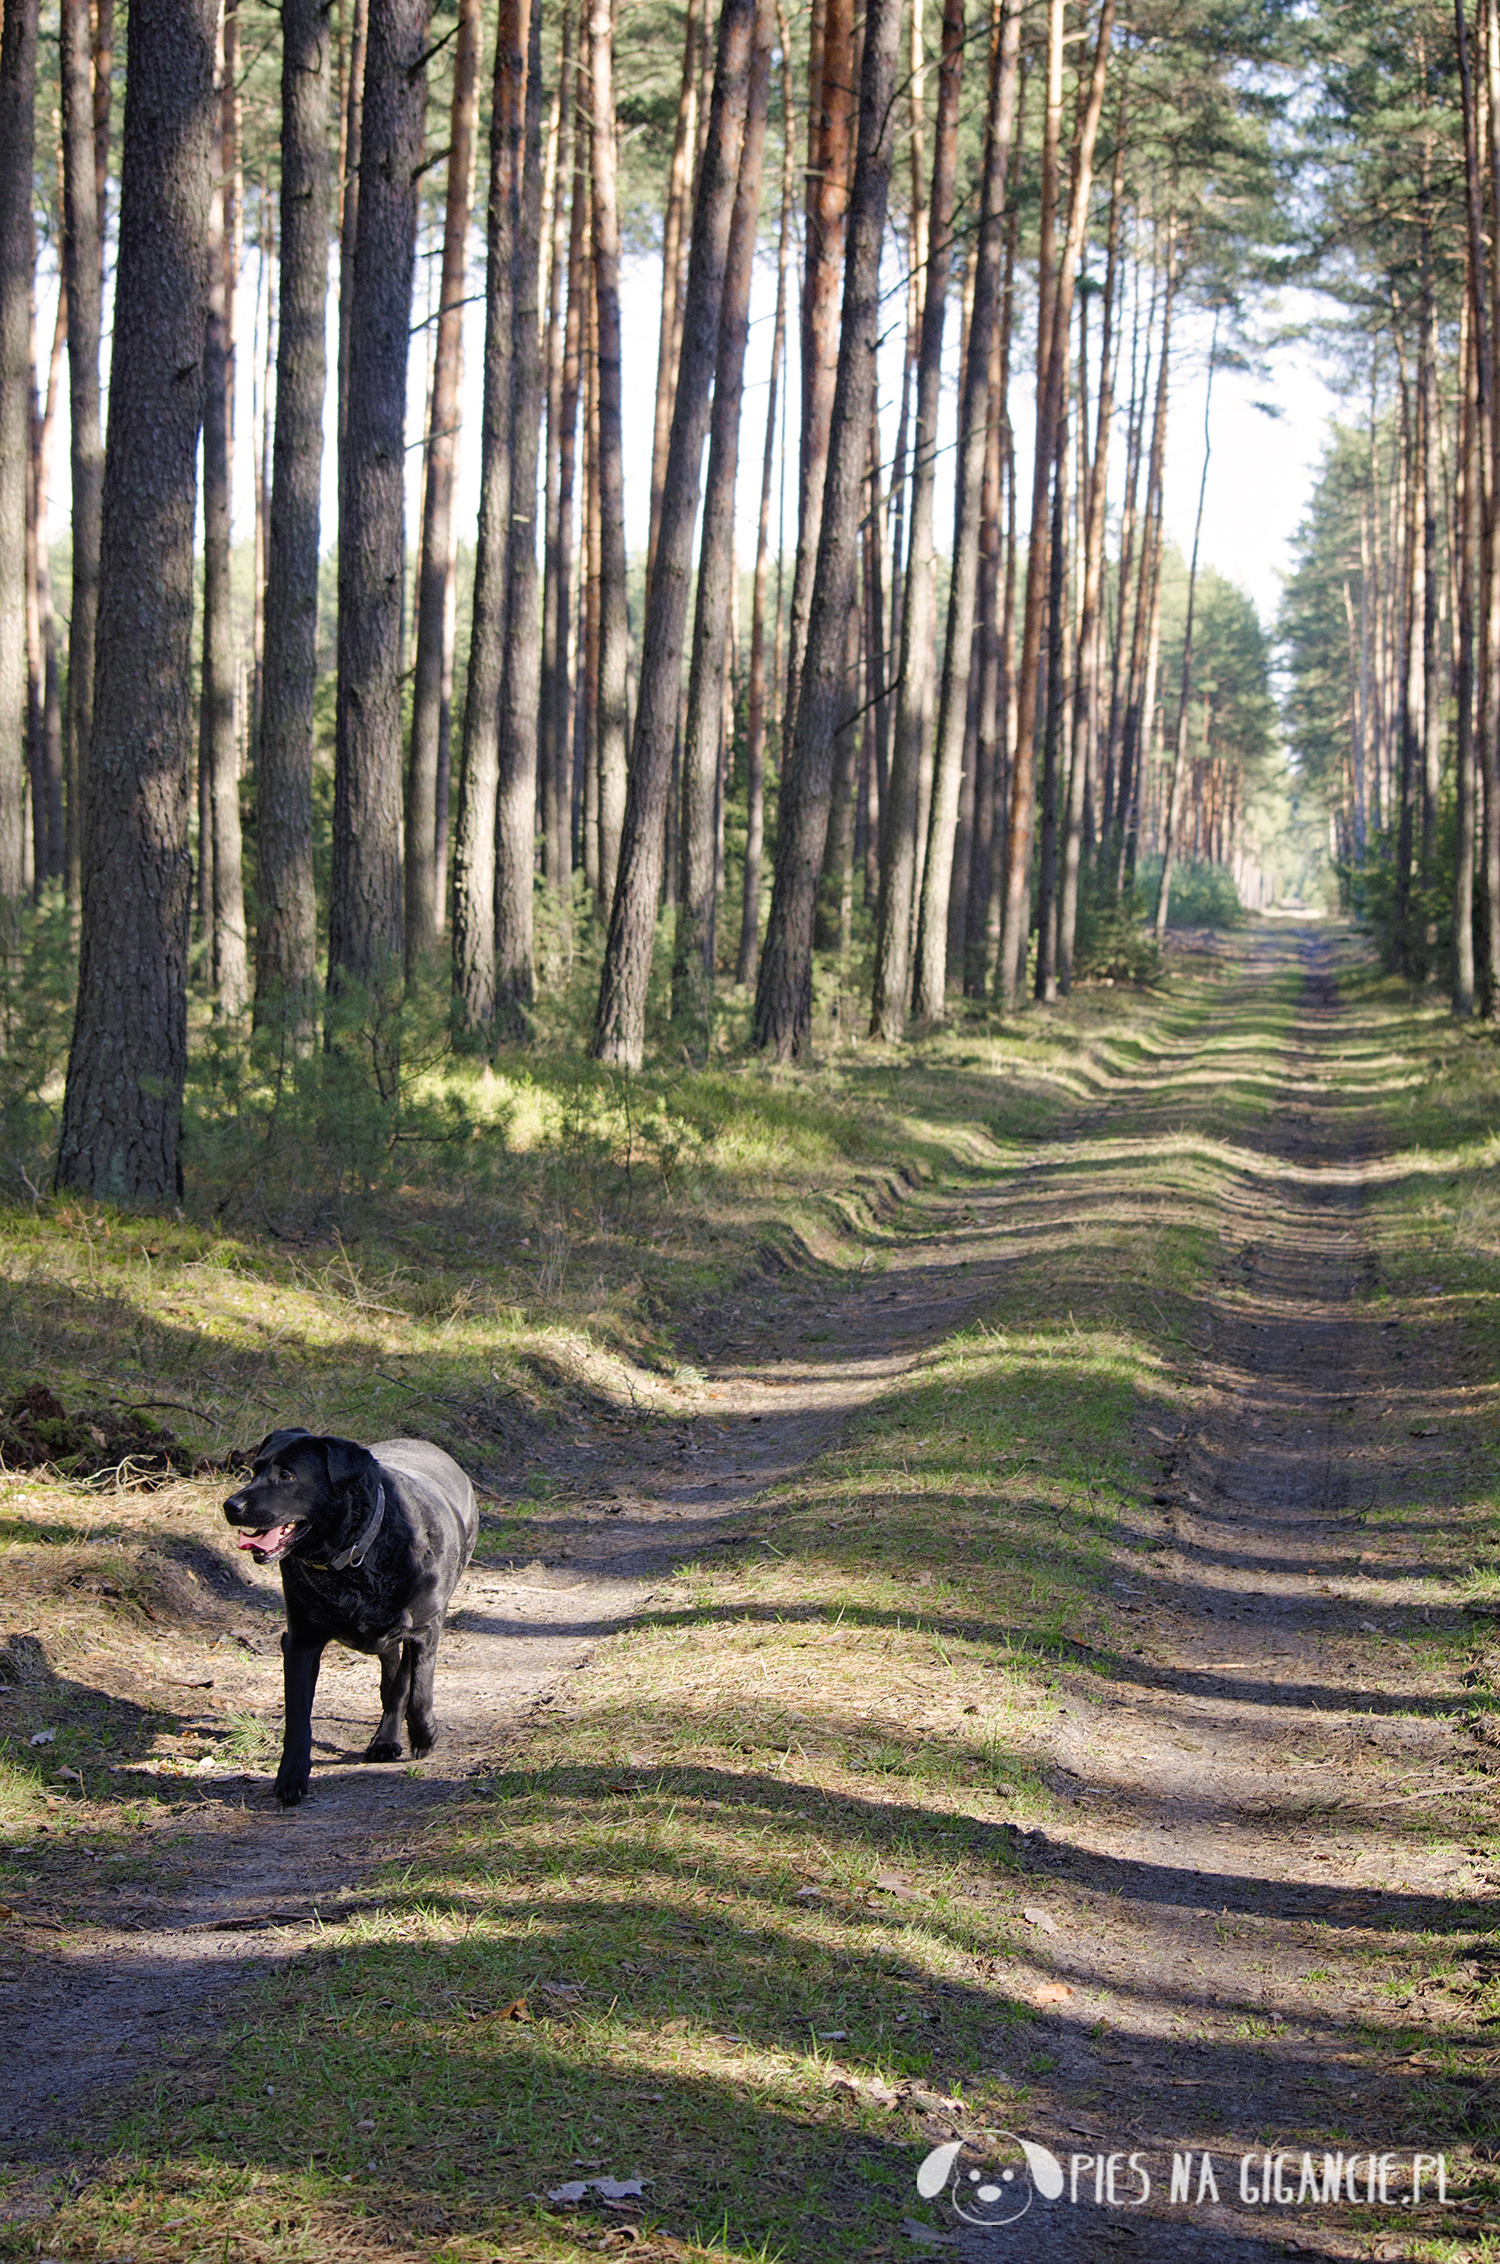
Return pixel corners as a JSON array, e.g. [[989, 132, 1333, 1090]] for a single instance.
[[274, 1772, 310, 1806], [364, 1737, 404, 1763]]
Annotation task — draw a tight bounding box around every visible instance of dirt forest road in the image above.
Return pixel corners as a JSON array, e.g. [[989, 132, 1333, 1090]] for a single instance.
[[6, 920, 1498, 2262], [945, 926, 1497, 2258]]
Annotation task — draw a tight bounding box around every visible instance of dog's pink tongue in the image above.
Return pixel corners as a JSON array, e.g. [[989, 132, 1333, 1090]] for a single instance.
[[238, 1522, 297, 1555]]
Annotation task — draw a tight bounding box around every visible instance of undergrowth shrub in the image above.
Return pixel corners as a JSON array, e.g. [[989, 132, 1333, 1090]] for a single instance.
[[0, 891, 79, 1198], [1071, 878, 1162, 984], [1136, 855, 1245, 929]]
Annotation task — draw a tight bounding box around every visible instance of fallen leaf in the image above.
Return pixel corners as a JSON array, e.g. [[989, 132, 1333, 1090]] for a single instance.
[[795, 1884, 823, 1900], [900, 2219, 958, 2248], [28, 1729, 56, 1747], [54, 1768, 82, 1786], [1408, 1426, 1440, 1439], [875, 1874, 922, 1901], [546, 2181, 591, 2204], [816, 2029, 849, 2040], [1033, 1982, 1073, 2006], [1022, 1907, 1059, 1934], [0, 1905, 12, 1921], [494, 1997, 531, 2022]]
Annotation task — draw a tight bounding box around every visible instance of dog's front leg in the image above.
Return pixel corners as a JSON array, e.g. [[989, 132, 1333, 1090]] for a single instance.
[[276, 1631, 326, 1806], [365, 1642, 412, 1762], [405, 1634, 439, 1755]]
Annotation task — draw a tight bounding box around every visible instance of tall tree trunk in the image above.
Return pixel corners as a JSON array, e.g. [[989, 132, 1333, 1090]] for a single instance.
[[1114, 224, 1175, 896], [255, 0, 331, 1039], [1393, 317, 1420, 977], [1419, 203, 1443, 959], [329, 0, 429, 1015], [24, 304, 41, 901], [1101, 245, 1152, 858], [996, 0, 1113, 1008], [493, 0, 545, 1041], [1034, 395, 1069, 998], [647, 0, 702, 596], [201, 17, 248, 1015], [452, 0, 526, 1035], [592, 0, 758, 1070], [406, 0, 480, 970], [1472, 0, 1500, 1013], [868, 0, 964, 1040], [962, 326, 1003, 994], [751, 0, 902, 1060], [673, 0, 772, 1042], [56, 0, 216, 1200], [31, 266, 65, 882], [1458, 0, 1488, 1015], [0, 0, 38, 937], [1058, 106, 1123, 989], [783, 0, 853, 743], [582, 239, 601, 895], [590, 0, 629, 913], [1456, 318, 1476, 1014], [910, 0, 1022, 1022], [1153, 321, 1216, 940], [737, 11, 793, 989], [540, 0, 578, 912], [337, 0, 370, 451], [60, 0, 102, 911]]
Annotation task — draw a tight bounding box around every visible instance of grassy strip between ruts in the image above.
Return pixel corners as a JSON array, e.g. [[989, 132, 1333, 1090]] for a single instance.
[[9, 926, 1499, 2262]]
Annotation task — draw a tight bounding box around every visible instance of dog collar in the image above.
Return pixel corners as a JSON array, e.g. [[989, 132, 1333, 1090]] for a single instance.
[[306, 1482, 386, 1573]]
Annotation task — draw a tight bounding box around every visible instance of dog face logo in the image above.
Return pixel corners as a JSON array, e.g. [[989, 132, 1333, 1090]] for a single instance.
[[917, 2133, 1065, 2228]]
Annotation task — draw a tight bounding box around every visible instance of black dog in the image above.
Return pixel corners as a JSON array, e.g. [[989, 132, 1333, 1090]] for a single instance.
[[224, 1429, 477, 1806]]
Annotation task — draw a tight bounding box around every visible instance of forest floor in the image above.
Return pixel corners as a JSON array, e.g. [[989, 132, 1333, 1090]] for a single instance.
[[1, 919, 1498, 2263]]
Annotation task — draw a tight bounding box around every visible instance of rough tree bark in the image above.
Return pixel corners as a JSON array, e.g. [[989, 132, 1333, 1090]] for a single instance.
[[783, 0, 853, 741], [492, 0, 545, 1041], [1153, 320, 1216, 939], [672, 0, 772, 1043], [60, 0, 102, 909], [337, 0, 369, 450], [646, 0, 701, 595], [1057, 109, 1123, 990], [0, 0, 38, 934], [751, 0, 902, 1059], [328, 0, 430, 1011], [996, 0, 1113, 1009], [1456, 0, 1487, 1017], [589, 0, 630, 913], [910, 0, 1022, 1023], [540, 0, 579, 909], [406, 0, 480, 969], [56, 0, 217, 1200], [200, 15, 248, 1015], [736, 14, 794, 989], [254, 0, 331, 1039], [868, 0, 964, 1042], [29, 265, 65, 884], [591, 0, 758, 1070], [451, 0, 526, 1037]]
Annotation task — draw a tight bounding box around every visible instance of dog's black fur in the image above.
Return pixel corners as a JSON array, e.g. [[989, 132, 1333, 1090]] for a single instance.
[[224, 1429, 477, 1806]]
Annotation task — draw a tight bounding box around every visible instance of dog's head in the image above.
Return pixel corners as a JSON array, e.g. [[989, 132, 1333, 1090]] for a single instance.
[[223, 1429, 380, 1567]]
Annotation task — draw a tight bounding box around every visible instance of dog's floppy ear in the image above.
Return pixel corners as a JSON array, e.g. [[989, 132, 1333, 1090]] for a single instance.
[[321, 1436, 377, 1493], [251, 1426, 312, 1469]]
